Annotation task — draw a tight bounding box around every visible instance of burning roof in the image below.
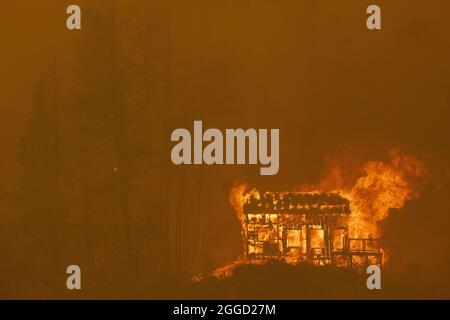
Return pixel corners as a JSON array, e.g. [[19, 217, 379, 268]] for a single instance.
[[243, 192, 350, 215]]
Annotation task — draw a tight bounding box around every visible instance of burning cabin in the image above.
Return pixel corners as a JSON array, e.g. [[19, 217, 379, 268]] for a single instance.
[[243, 192, 382, 270]]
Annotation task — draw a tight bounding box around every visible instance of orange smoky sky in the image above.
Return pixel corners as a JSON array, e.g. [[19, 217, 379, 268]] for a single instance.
[[0, 0, 449, 299]]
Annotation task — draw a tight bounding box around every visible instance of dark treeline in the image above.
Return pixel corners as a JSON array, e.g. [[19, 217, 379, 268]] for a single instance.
[[4, 1, 232, 298]]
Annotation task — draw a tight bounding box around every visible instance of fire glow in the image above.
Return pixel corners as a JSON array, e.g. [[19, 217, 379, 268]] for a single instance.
[[202, 149, 428, 280]]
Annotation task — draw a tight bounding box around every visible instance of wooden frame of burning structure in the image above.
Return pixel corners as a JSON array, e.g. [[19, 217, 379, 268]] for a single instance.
[[242, 192, 382, 271]]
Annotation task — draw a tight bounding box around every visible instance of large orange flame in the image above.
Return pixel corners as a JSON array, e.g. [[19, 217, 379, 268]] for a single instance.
[[221, 149, 428, 277], [347, 149, 428, 240]]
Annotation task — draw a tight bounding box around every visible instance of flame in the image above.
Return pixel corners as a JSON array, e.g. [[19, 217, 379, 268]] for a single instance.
[[347, 149, 428, 239], [229, 183, 261, 254], [192, 257, 251, 282], [229, 183, 250, 229], [219, 149, 428, 277]]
